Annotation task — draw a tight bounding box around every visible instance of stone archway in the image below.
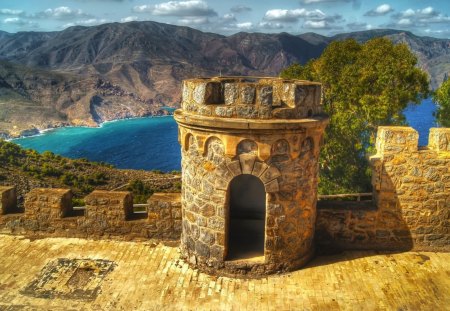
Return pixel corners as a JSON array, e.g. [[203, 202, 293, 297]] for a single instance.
[[226, 174, 266, 261]]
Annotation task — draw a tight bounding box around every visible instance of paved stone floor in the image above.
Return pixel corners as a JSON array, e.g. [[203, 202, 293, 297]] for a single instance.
[[0, 235, 449, 311]]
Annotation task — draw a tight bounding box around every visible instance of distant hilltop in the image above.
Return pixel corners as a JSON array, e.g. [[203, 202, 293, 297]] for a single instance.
[[0, 21, 449, 138]]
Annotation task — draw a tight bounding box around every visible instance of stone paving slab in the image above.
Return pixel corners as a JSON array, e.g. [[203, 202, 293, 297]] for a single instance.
[[0, 234, 449, 311]]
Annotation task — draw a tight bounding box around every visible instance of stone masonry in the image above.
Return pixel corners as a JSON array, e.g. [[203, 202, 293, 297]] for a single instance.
[[175, 77, 329, 275], [316, 127, 450, 252], [0, 77, 449, 279], [0, 188, 181, 240]]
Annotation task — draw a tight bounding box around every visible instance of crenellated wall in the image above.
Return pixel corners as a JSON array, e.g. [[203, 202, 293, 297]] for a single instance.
[[0, 188, 181, 240], [316, 127, 450, 252]]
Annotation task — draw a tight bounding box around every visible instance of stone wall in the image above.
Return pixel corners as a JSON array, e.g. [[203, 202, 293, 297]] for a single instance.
[[147, 193, 182, 239], [0, 188, 181, 240], [316, 127, 450, 252]]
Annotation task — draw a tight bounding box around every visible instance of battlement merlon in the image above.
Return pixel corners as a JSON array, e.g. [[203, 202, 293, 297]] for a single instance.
[[373, 126, 418, 157], [372, 126, 450, 158], [180, 77, 325, 121], [429, 127, 450, 152]]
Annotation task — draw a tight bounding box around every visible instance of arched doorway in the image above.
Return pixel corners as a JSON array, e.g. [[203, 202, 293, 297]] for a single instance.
[[226, 174, 266, 260]]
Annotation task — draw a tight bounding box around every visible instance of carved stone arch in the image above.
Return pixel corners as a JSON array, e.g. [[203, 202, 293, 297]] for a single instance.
[[183, 133, 193, 152], [204, 136, 225, 165], [214, 156, 281, 194], [184, 133, 198, 153], [301, 137, 314, 155], [237, 139, 258, 155], [271, 139, 290, 155]]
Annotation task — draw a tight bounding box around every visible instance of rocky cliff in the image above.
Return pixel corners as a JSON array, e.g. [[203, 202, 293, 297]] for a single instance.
[[0, 22, 448, 137]]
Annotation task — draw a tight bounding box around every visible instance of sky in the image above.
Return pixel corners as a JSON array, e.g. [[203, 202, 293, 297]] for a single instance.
[[0, 0, 449, 38]]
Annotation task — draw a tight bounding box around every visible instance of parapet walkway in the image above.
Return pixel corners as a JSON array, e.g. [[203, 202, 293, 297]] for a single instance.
[[0, 234, 448, 310]]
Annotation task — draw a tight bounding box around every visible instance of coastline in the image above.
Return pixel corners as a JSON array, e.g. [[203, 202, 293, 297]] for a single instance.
[[7, 111, 176, 142]]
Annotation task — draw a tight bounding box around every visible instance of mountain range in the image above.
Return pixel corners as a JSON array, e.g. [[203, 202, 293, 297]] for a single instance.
[[0, 21, 449, 138]]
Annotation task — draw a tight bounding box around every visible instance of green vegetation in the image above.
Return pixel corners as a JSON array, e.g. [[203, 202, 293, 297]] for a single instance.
[[433, 79, 450, 127], [0, 140, 181, 207], [281, 38, 430, 194], [127, 179, 153, 204]]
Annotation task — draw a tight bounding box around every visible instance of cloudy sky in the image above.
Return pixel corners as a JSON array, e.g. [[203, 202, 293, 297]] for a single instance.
[[0, 0, 449, 38]]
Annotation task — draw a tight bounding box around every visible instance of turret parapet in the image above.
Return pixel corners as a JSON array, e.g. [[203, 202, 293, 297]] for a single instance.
[[180, 77, 323, 120]]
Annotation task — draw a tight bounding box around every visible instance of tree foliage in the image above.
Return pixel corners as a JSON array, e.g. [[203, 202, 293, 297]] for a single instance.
[[433, 79, 450, 127], [281, 38, 430, 194]]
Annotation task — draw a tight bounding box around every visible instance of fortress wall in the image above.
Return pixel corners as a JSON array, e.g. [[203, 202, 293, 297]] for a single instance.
[[0, 127, 447, 252], [316, 127, 450, 252], [0, 187, 181, 240], [147, 193, 182, 239]]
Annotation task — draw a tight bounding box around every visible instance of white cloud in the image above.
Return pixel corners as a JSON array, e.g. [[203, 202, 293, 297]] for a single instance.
[[263, 8, 327, 23], [303, 20, 327, 29], [222, 13, 236, 22], [179, 17, 210, 24], [35, 6, 92, 20], [364, 4, 393, 17], [121, 16, 139, 22], [63, 18, 108, 28], [389, 6, 450, 28], [0, 9, 24, 16], [134, 1, 217, 17], [397, 18, 412, 26], [3, 17, 38, 28], [236, 22, 253, 30]]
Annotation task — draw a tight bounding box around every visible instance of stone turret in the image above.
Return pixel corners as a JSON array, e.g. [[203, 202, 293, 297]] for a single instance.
[[174, 77, 329, 276]]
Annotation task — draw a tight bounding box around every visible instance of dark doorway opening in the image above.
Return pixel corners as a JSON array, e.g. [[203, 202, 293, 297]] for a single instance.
[[226, 174, 266, 261]]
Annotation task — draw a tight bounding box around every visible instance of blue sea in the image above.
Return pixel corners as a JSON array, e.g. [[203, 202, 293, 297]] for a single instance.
[[14, 116, 181, 171], [13, 99, 437, 171]]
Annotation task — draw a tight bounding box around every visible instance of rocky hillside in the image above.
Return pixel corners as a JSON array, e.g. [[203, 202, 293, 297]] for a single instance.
[[0, 22, 448, 137], [0, 140, 180, 205]]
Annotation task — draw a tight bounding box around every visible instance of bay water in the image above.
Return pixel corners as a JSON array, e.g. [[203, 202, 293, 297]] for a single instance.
[[13, 99, 437, 171]]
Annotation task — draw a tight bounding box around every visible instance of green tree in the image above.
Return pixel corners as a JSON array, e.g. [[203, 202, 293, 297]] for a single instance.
[[433, 79, 450, 127], [281, 38, 429, 194]]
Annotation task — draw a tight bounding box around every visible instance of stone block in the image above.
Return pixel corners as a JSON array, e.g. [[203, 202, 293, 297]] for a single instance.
[[227, 160, 242, 176], [239, 154, 256, 174], [252, 161, 268, 177], [215, 106, 235, 117], [294, 85, 307, 108], [258, 85, 273, 106], [193, 83, 206, 105], [0, 186, 17, 215], [260, 166, 281, 183], [85, 190, 132, 222], [264, 179, 279, 193], [25, 188, 72, 220], [240, 84, 255, 105], [428, 128, 450, 152], [375, 127, 418, 156], [224, 83, 238, 105], [236, 106, 258, 118]]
